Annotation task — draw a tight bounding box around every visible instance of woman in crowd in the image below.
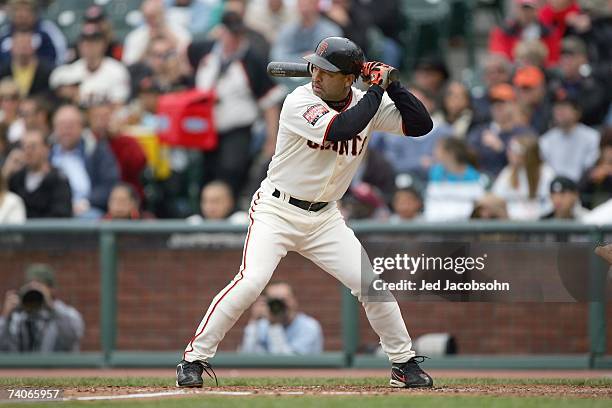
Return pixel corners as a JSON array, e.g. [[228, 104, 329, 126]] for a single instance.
[[432, 81, 474, 140], [492, 134, 555, 220]]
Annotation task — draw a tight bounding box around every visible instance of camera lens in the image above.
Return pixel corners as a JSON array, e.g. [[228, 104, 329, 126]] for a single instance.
[[21, 289, 44, 312]]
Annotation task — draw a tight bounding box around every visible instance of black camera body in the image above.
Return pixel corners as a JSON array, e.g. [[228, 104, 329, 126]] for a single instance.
[[19, 286, 45, 313], [267, 297, 287, 317]]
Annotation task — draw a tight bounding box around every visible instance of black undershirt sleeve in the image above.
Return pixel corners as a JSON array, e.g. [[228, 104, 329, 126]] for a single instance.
[[386, 81, 433, 136], [325, 85, 384, 142]]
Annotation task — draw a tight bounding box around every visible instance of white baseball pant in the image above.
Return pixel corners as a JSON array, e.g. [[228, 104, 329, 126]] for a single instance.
[[183, 179, 415, 363]]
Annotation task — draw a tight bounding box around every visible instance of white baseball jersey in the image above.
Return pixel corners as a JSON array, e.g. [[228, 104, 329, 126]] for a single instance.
[[267, 84, 405, 202]]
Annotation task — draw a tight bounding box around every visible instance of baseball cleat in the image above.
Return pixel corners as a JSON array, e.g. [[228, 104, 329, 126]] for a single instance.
[[176, 360, 218, 388], [389, 356, 433, 388]]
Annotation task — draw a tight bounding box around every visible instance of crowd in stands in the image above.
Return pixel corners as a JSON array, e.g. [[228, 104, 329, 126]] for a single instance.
[[0, 0, 610, 225]]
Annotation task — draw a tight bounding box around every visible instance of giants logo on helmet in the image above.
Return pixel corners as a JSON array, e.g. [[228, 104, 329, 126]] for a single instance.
[[316, 41, 328, 56]]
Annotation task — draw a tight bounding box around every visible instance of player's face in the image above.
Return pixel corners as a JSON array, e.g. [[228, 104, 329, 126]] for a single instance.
[[311, 65, 353, 101]]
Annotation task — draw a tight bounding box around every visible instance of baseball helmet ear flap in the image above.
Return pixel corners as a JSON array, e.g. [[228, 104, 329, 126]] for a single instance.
[[303, 37, 365, 76]]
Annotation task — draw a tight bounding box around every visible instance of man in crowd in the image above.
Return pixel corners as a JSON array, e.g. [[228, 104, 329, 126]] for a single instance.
[[0, 29, 53, 98], [52, 24, 130, 105], [240, 282, 323, 355], [0, 0, 67, 65], [541, 176, 589, 220], [8, 128, 71, 217], [0, 264, 84, 352], [539, 92, 600, 182], [49, 104, 119, 218]]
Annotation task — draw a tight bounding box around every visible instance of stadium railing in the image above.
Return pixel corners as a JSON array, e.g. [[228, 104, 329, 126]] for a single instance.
[[0, 220, 609, 370]]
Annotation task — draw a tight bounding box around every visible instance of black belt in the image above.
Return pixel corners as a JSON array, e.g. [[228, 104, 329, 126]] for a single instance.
[[272, 189, 328, 212]]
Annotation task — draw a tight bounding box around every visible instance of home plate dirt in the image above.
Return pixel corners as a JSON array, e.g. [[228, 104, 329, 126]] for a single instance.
[[60, 384, 612, 400]]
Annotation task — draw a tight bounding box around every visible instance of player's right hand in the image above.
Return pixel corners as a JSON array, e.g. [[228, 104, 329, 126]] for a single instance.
[[2, 290, 19, 318]]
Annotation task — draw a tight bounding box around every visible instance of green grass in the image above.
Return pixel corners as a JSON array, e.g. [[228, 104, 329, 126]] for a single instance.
[[0, 376, 610, 388], [0, 377, 609, 408]]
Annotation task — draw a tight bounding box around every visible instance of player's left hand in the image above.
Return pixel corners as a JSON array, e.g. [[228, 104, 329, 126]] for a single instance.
[[361, 61, 396, 90]]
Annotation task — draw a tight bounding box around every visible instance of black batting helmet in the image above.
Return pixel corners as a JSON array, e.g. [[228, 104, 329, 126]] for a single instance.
[[303, 37, 365, 77]]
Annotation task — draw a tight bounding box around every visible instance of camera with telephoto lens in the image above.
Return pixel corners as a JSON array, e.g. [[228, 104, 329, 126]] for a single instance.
[[267, 297, 287, 317], [19, 284, 46, 314]]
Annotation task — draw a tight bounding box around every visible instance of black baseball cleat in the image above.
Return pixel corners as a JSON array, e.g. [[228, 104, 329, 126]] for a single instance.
[[176, 360, 218, 388], [390, 356, 433, 388]]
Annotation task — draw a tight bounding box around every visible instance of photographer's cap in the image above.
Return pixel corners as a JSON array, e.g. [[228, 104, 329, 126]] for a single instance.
[[550, 176, 578, 194], [25, 264, 56, 287]]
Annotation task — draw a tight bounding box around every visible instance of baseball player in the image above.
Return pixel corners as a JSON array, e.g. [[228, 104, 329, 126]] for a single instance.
[[177, 37, 434, 388]]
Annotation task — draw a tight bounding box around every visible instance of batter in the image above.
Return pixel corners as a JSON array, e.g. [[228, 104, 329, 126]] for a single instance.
[[177, 37, 434, 388]]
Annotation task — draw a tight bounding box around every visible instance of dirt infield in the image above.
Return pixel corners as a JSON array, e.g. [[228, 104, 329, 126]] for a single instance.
[[4, 368, 612, 401], [57, 384, 612, 400]]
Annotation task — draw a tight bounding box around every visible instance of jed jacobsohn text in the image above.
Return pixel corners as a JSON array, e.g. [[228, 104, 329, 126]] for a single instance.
[[373, 279, 510, 292], [372, 254, 488, 275]]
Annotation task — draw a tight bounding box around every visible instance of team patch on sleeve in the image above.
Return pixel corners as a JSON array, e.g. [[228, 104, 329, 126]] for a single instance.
[[302, 104, 330, 126]]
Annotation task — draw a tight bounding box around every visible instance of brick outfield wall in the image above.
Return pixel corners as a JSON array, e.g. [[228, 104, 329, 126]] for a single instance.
[[0, 234, 610, 354]]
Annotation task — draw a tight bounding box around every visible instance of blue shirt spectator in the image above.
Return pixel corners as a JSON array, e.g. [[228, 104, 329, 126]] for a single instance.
[[164, 0, 222, 37], [240, 282, 323, 355], [0, 0, 67, 65]]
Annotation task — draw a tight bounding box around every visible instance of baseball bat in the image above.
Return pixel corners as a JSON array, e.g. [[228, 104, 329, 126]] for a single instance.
[[267, 62, 400, 82]]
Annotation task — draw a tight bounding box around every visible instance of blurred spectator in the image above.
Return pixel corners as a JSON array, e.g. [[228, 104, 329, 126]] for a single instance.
[[8, 128, 71, 218], [513, 65, 552, 134], [470, 193, 509, 220], [429, 138, 481, 183], [0, 78, 23, 144], [86, 100, 147, 201], [271, 0, 342, 64], [412, 57, 450, 102], [221, 0, 272, 59], [128, 36, 192, 99], [81, 5, 123, 61], [0, 30, 52, 98], [539, 91, 600, 182], [104, 183, 154, 220], [48, 64, 80, 104], [492, 134, 555, 220], [0, 0, 67, 65], [579, 127, 612, 209], [489, 0, 558, 66], [53, 24, 131, 105], [188, 10, 283, 197], [432, 81, 474, 140], [541, 175, 589, 219], [0, 168, 25, 223], [538, 0, 581, 40], [425, 138, 485, 221], [49, 104, 120, 219], [548, 36, 608, 126], [323, 0, 371, 56], [0, 264, 84, 352], [165, 0, 223, 38], [471, 54, 513, 126], [565, 0, 612, 77], [467, 84, 533, 177], [240, 282, 323, 355], [389, 173, 423, 222], [17, 96, 51, 136], [341, 182, 389, 220], [354, 0, 403, 66], [353, 149, 396, 203], [245, 0, 296, 44], [187, 180, 247, 224], [122, 0, 192, 66], [513, 38, 550, 68]]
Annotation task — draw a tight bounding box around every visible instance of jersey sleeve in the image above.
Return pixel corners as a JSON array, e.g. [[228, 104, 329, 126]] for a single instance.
[[372, 92, 404, 135], [280, 89, 338, 145]]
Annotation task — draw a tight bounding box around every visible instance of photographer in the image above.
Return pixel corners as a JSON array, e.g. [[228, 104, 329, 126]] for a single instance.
[[240, 282, 323, 355], [0, 264, 84, 352]]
